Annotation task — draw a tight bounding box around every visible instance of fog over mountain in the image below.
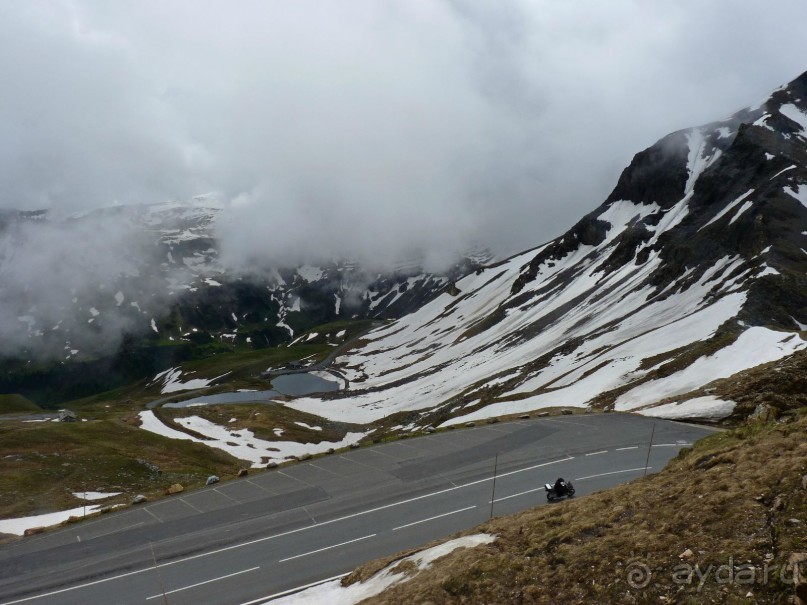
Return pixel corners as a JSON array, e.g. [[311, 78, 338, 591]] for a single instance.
[[2, 1, 807, 361], [3, 2, 807, 261]]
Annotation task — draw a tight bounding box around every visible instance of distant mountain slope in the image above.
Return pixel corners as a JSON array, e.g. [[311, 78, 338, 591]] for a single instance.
[[0, 199, 490, 403], [287, 71, 807, 427]]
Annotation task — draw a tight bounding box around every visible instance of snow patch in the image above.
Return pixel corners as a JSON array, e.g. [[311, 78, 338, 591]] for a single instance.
[[72, 491, 122, 501], [154, 367, 229, 394], [700, 189, 754, 231], [615, 328, 805, 411], [137, 411, 366, 467], [270, 534, 496, 605], [780, 103, 807, 135], [0, 506, 104, 536], [638, 396, 735, 420], [297, 265, 324, 282], [785, 184, 807, 209]]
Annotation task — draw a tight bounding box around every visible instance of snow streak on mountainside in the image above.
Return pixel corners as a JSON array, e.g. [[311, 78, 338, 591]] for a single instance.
[[287, 71, 807, 426]]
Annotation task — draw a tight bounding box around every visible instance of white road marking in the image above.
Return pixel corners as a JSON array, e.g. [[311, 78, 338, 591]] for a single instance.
[[576, 467, 650, 481], [239, 573, 349, 605], [652, 443, 690, 447], [279, 534, 376, 563], [490, 487, 543, 503], [616, 446, 639, 451], [146, 566, 260, 600], [393, 506, 477, 531], [0, 456, 573, 605], [585, 450, 607, 456]]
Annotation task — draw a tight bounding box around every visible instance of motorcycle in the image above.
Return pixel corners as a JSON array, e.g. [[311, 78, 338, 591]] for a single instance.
[[545, 480, 575, 501]]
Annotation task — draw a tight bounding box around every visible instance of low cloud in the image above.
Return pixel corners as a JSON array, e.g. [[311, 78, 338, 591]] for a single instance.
[[1, 1, 807, 358]]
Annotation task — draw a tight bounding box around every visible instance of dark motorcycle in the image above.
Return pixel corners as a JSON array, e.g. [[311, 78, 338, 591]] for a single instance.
[[545, 479, 575, 501]]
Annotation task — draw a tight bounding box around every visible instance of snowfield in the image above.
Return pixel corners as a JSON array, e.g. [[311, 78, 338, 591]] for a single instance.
[[138, 411, 368, 467], [284, 191, 803, 427]]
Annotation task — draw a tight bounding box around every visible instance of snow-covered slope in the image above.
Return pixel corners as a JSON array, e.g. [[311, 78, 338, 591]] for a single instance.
[[287, 71, 807, 426]]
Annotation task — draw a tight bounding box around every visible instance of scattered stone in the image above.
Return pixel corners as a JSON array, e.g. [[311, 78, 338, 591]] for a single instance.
[[136, 459, 161, 475], [802, 474, 807, 490], [299, 453, 312, 461], [487, 418, 500, 424], [518, 414, 530, 420], [206, 475, 220, 486], [132, 495, 147, 504], [679, 548, 694, 559], [585, 407, 593, 414], [537, 412, 550, 418], [561, 409, 573, 415], [424, 426, 436, 433], [166, 483, 184, 495], [465, 422, 476, 427], [350, 443, 360, 449], [788, 518, 803, 526], [327, 448, 335, 454], [265, 461, 278, 469], [24, 527, 46, 537], [773, 495, 785, 511], [237, 469, 248, 477]]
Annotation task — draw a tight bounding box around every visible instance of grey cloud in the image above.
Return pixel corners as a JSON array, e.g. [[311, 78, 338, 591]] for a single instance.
[[1, 0, 806, 354]]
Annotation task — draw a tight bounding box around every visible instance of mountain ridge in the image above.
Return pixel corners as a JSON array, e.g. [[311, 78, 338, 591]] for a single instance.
[[281, 71, 807, 429]]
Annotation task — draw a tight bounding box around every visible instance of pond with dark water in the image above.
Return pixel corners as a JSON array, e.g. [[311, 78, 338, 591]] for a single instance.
[[161, 373, 339, 409]]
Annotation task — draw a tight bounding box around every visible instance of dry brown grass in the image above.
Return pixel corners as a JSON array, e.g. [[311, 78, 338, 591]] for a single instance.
[[348, 411, 807, 604]]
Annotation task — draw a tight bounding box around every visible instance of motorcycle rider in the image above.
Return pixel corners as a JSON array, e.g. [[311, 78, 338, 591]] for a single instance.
[[554, 477, 567, 496]]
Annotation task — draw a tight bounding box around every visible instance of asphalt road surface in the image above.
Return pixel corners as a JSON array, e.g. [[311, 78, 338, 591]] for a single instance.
[[0, 413, 716, 605]]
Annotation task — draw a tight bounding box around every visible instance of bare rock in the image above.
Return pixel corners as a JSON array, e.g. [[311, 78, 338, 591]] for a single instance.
[[132, 494, 147, 504], [24, 527, 46, 537], [237, 469, 248, 477], [206, 475, 220, 486], [679, 548, 694, 559], [165, 483, 184, 495], [749, 403, 777, 423]]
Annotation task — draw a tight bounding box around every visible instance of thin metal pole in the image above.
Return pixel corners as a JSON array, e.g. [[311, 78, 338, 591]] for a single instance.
[[150, 541, 169, 605], [644, 423, 656, 476], [490, 453, 499, 519]]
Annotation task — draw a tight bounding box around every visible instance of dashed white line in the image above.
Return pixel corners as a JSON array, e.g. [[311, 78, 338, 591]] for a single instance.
[[490, 487, 543, 503], [279, 534, 376, 563], [393, 506, 477, 531], [0, 456, 573, 605], [616, 446, 639, 451], [585, 450, 607, 456], [146, 566, 260, 600]]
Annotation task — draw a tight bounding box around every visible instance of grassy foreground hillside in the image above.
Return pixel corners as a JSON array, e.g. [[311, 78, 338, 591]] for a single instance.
[[344, 411, 807, 604]]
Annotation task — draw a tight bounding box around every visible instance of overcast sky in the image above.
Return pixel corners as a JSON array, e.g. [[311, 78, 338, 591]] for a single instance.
[[2, 0, 807, 263]]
